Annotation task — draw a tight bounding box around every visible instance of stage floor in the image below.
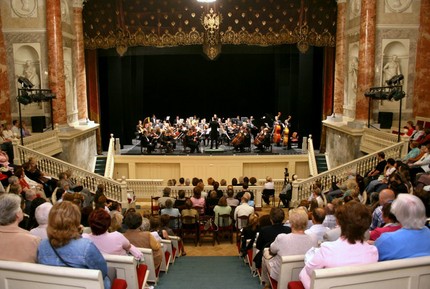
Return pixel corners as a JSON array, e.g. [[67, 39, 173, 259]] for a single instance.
[[121, 139, 305, 156]]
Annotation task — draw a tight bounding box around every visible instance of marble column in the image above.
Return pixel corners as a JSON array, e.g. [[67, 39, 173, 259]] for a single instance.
[[355, 0, 376, 121], [333, 0, 347, 117], [413, 0, 430, 117], [46, 0, 67, 125], [73, 0, 88, 120], [0, 14, 11, 123]]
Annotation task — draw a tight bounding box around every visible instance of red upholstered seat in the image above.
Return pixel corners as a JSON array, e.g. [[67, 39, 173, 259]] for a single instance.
[[111, 278, 127, 289], [288, 281, 305, 289], [269, 276, 278, 289], [136, 264, 148, 289], [165, 251, 171, 266]]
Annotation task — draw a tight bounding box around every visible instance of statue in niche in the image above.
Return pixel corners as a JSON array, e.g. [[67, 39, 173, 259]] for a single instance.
[[349, 57, 358, 93], [22, 60, 40, 88], [383, 55, 401, 84]]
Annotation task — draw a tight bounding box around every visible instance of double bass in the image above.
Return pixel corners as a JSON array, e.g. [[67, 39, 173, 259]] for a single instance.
[[272, 122, 282, 144], [282, 116, 291, 146]]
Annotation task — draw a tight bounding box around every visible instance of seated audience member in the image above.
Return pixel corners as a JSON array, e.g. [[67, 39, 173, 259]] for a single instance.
[[158, 187, 175, 209], [213, 181, 224, 198], [364, 152, 387, 187], [181, 199, 199, 224], [123, 211, 163, 270], [161, 199, 181, 229], [24, 157, 57, 198], [173, 189, 187, 211], [150, 215, 170, 240], [375, 194, 430, 261], [299, 201, 378, 289], [322, 203, 337, 229], [213, 196, 232, 227], [307, 187, 324, 208], [262, 176, 275, 205], [83, 208, 142, 260], [408, 144, 430, 184], [37, 201, 111, 289], [366, 158, 396, 196], [262, 208, 318, 288], [190, 186, 205, 215], [29, 202, 52, 239], [234, 193, 254, 229], [0, 194, 40, 262], [254, 207, 291, 269], [403, 141, 421, 163], [205, 190, 220, 216], [220, 178, 227, 186], [226, 186, 239, 207], [305, 207, 330, 242], [369, 202, 401, 242], [370, 189, 395, 231], [240, 213, 259, 257]]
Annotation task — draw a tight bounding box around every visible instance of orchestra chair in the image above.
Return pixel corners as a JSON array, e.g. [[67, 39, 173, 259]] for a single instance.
[[150, 196, 160, 216], [235, 215, 250, 251], [169, 215, 181, 237], [262, 189, 275, 207], [198, 215, 216, 246]]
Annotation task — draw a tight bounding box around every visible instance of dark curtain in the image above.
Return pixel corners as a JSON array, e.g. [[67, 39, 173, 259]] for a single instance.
[[97, 45, 325, 150]]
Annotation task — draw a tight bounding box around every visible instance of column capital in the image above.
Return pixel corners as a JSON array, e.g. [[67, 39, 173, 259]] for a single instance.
[[73, 0, 86, 9]]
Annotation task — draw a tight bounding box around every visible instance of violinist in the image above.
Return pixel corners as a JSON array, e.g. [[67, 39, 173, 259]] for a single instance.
[[185, 126, 199, 153], [160, 128, 175, 153], [140, 130, 156, 154]]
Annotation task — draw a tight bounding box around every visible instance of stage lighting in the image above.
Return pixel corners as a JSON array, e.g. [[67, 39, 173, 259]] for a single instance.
[[386, 74, 404, 86], [17, 76, 34, 89], [17, 91, 33, 105], [392, 89, 406, 101]]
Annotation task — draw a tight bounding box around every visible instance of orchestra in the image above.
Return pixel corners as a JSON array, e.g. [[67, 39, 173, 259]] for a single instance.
[[135, 113, 294, 154]]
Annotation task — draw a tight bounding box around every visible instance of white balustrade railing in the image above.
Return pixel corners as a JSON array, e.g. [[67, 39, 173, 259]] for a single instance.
[[13, 144, 128, 205], [307, 135, 318, 176], [291, 141, 408, 207], [124, 179, 164, 199], [20, 129, 63, 156], [104, 134, 116, 179], [359, 127, 406, 154]]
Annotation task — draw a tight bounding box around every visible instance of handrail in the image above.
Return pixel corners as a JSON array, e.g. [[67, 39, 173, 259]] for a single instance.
[[104, 134, 115, 179], [291, 140, 408, 207], [307, 135, 318, 177], [13, 143, 128, 206]]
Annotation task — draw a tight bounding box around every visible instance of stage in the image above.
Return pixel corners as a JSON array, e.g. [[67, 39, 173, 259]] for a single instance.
[[114, 140, 310, 185]]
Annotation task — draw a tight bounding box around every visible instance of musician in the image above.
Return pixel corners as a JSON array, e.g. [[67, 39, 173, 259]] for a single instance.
[[272, 116, 283, 146], [140, 130, 155, 154], [283, 115, 292, 149], [136, 120, 144, 140], [255, 128, 271, 152], [159, 129, 175, 153], [209, 115, 220, 149], [184, 126, 199, 153], [232, 127, 249, 152]]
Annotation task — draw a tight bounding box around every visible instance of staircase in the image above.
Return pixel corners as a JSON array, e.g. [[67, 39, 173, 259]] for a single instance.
[[94, 155, 107, 176], [315, 154, 328, 174]]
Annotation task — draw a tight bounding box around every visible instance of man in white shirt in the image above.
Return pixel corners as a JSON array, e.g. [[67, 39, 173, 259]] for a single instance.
[[305, 207, 330, 242], [234, 192, 254, 229]]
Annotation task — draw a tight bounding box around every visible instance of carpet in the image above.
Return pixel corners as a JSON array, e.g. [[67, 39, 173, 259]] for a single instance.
[[155, 256, 261, 289]]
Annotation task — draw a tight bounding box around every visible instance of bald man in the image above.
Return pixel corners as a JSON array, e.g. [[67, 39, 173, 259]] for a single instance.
[[370, 189, 395, 230]]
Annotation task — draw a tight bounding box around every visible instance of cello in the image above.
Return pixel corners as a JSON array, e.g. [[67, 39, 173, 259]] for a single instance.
[[282, 116, 291, 146]]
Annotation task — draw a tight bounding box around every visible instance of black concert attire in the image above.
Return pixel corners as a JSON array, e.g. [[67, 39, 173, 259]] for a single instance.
[[185, 133, 199, 153], [209, 120, 220, 149], [140, 134, 156, 153]]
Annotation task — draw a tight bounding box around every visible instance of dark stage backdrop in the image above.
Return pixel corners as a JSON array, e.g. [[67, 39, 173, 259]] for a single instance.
[[97, 45, 324, 150]]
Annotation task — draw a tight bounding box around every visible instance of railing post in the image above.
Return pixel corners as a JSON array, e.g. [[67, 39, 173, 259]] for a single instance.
[[120, 176, 129, 209], [291, 181, 300, 208], [12, 138, 24, 165]]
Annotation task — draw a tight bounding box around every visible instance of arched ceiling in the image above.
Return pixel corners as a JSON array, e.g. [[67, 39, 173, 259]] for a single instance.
[[83, 0, 337, 57]]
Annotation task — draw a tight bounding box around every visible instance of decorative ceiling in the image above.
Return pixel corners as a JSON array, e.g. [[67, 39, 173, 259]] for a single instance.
[[83, 0, 337, 57]]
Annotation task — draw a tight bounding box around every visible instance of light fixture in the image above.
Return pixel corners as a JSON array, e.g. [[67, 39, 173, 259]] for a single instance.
[[386, 74, 404, 86], [17, 76, 34, 89], [17, 91, 33, 105]]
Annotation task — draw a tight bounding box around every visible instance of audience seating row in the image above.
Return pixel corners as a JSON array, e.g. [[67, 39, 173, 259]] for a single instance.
[[272, 255, 430, 289], [0, 260, 127, 289]]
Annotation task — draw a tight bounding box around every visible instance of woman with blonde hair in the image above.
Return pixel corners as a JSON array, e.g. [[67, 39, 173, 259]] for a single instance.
[[37, 201, 110, 289]]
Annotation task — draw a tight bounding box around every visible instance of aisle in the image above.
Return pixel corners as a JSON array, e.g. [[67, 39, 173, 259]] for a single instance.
[[155, 256, 261, 289]]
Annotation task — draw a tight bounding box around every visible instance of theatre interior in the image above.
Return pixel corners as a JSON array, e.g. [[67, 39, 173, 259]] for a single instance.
[[0, 0, 430, 288]]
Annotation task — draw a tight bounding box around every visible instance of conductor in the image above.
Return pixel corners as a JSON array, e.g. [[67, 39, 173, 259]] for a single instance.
[[209, 114, 220, 149]]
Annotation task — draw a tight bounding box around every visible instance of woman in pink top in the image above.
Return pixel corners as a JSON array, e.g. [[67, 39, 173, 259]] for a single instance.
[[190, 186, 205, 215], [299, 201, 378, 289], [82, 208, 142, 260]]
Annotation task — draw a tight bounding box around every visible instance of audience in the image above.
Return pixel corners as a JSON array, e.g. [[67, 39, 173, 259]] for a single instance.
[[262, 207, 318, 288], [0, 194, 40, 262], [299, 201, 378, 289], [305, 207, 330, 242], [123, 211, 163, 270], [369, 202, 401, 242], [370, 189, 395, 231], [213, 196, 232, 227], [375, 194, 430, 261], [234, 193, 254, 229], [37, 201, 111, 289], [29, 202, 52, 239]]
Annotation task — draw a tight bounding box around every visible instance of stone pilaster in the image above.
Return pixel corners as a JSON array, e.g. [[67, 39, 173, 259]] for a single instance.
[[0, 13, 11, 123], [333, 0, 347, 117]]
